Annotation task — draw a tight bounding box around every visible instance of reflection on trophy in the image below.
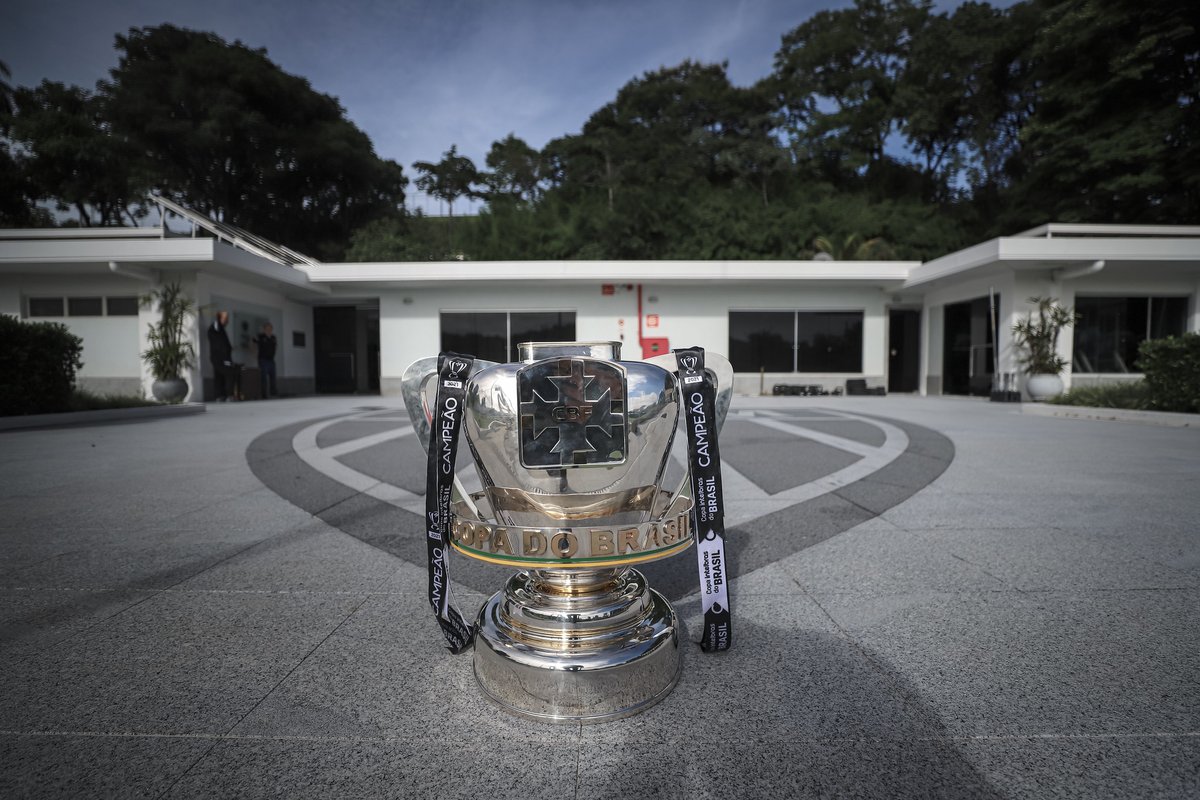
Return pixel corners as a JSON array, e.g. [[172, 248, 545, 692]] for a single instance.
[[403, 341, 732, 722]]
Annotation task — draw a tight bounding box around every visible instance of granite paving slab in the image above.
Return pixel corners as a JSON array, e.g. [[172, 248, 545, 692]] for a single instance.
[[165, 737, 581, 800], [2, 394, 1197, 798], [811, 590, 1200, 737], [0, 590, 366, 736], [0, 733, 212, 799], [958, 734, 1200, 799], [0, 587, 157, 665]]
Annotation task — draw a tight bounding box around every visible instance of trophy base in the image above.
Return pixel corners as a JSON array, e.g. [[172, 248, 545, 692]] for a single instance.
[[473, 567, 682, 723]]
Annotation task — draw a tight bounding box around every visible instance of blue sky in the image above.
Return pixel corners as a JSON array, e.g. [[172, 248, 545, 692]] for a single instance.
[[4, 0, 981, 214]]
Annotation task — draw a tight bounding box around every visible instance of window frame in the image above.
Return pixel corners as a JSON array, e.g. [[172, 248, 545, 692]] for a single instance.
[[67, 297, 105, 317], [1072, 294, 1190, 374], [105, 296, 140, 316], [439, 309, 577, 363], [27, 297, 66, 317], [728, 308, 865, 373]]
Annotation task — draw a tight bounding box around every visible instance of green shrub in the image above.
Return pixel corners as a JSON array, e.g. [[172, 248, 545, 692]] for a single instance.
[[0, 315, 85, 416], [1048, 381, 1152, 410], [1138, 333, 1200, 413], [67, 389, 160, 411]]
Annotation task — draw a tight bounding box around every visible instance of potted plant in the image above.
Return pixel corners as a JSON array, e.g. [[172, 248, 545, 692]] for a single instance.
[[1012, 296, 1078, 401], [140, 281, 196, 403]]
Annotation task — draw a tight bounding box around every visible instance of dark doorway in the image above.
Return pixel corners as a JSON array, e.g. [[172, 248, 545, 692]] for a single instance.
[[888, 309, 920, 393], [363, 309, 380, 393], [314, 306, 357, 393], [943, 296, 998, 396]]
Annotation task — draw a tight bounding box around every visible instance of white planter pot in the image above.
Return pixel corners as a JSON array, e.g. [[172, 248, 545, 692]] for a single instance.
[[1026, 374, 1064, 402]]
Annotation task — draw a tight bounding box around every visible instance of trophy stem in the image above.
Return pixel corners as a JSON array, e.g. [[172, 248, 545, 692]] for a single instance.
[[528, 567, 622, 595], [473, 567, 683, 723]]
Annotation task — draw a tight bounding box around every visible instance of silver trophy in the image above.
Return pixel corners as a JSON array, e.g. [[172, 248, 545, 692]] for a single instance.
[[403, 341, 732, 722]]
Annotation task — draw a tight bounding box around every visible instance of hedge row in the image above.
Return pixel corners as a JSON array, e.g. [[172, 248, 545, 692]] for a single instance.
[[0, 315, 85, 416], [1139, 332, 1200, 413]]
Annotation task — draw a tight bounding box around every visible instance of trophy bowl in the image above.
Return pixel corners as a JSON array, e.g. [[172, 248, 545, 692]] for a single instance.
[[403, 341, 732, 722]]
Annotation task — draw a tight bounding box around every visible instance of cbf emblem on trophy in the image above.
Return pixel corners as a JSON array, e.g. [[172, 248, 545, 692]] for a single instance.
[[403, 341, 732, 722]]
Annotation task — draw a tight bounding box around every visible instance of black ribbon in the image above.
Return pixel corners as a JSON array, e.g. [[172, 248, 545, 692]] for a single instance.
[[423, 352, 476, 654], [674, 346, 732, 652]]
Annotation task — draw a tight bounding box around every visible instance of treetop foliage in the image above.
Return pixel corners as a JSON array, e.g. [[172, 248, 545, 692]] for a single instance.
[[3, 1, 1197, 263], [3, 25, 405, 259]]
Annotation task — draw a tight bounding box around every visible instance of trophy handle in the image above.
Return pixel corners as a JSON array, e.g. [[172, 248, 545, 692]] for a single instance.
[[643, 351, 735, 431], [401, 356, 499, 516]]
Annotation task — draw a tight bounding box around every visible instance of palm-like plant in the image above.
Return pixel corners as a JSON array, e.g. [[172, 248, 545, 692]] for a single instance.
[[1012, 296, 1078, 375], [813, 233, 894, 260], [140, 281, 195, 381]]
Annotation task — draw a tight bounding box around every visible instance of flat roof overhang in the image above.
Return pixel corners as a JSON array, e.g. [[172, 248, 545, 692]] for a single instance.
[[0, 237, 330, 299], [904, 236, 1200, 291], [305, 259, 917, 292]]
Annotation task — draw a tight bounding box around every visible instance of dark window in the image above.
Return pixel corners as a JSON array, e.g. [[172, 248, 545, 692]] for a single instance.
[[729, 310, 864, 372], [28, 297, 64, 317], [1150, 297, 1188, 340], [796, 312, 863, 372], [106, 296, 139, 316], [441, 312, 507, 363], [292, 331, 306, 348], [1074, 296, 1189, 373], [441, 312, 575, 363], [729, 311, 794, 372], [509, 312, 575, 361], [67, 297, 104, 316]]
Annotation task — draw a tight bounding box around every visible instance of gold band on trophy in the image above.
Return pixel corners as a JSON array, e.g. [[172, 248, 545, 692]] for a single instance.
[[450, 502, 694, 568]]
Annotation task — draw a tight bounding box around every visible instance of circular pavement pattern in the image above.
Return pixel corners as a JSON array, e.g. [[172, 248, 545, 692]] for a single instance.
[[247, 406, 954, 600]]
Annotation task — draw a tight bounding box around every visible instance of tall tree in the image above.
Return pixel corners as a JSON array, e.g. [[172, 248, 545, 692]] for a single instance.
[[897, 2, 1039, 203], [1015, 0, 1200, 224], [8, 81, 145, 225], [483, 134, 541, 203], [772, 0, 932, 186], [412, 144, 481, 255], [412, 144, 480, 218], [102, 25, 406, 259]]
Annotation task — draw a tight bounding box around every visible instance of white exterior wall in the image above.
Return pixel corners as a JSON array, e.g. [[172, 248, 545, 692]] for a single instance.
[[282, 301, 314, 378], [10, 273, 149, 395], [0, 276, 21, 317], [378, 281, 888, 397]]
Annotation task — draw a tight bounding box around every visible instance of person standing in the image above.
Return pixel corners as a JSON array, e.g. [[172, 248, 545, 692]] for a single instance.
[[207, 310, 235, 402], [253, 322, 278, 398]]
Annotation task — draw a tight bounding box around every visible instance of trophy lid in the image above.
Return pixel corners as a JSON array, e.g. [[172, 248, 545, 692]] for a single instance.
[[518, 341, 621, 362]]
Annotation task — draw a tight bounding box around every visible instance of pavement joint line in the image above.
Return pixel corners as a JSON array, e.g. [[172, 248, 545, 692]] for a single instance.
[[5, 728, 1195, 743], [792, 576, 924, 704], [0, 587, 165, 667], [571, 721, 584, 800], [2, 522, 328, 667], [132, 481, 280, 534], [155, 589, 377, 799], [947, 552, 1018, 591]]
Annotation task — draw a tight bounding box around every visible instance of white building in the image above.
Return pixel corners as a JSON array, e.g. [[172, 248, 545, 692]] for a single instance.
[[2, 211, 1198, 402]]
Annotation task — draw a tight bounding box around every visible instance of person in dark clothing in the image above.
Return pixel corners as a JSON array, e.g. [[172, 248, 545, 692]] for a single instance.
[[253, 322, 278, 398], [207, 310, 235, 401]]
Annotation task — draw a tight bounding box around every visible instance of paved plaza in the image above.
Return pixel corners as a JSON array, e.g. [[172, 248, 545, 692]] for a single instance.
[[1, 394, 1198, 798]]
